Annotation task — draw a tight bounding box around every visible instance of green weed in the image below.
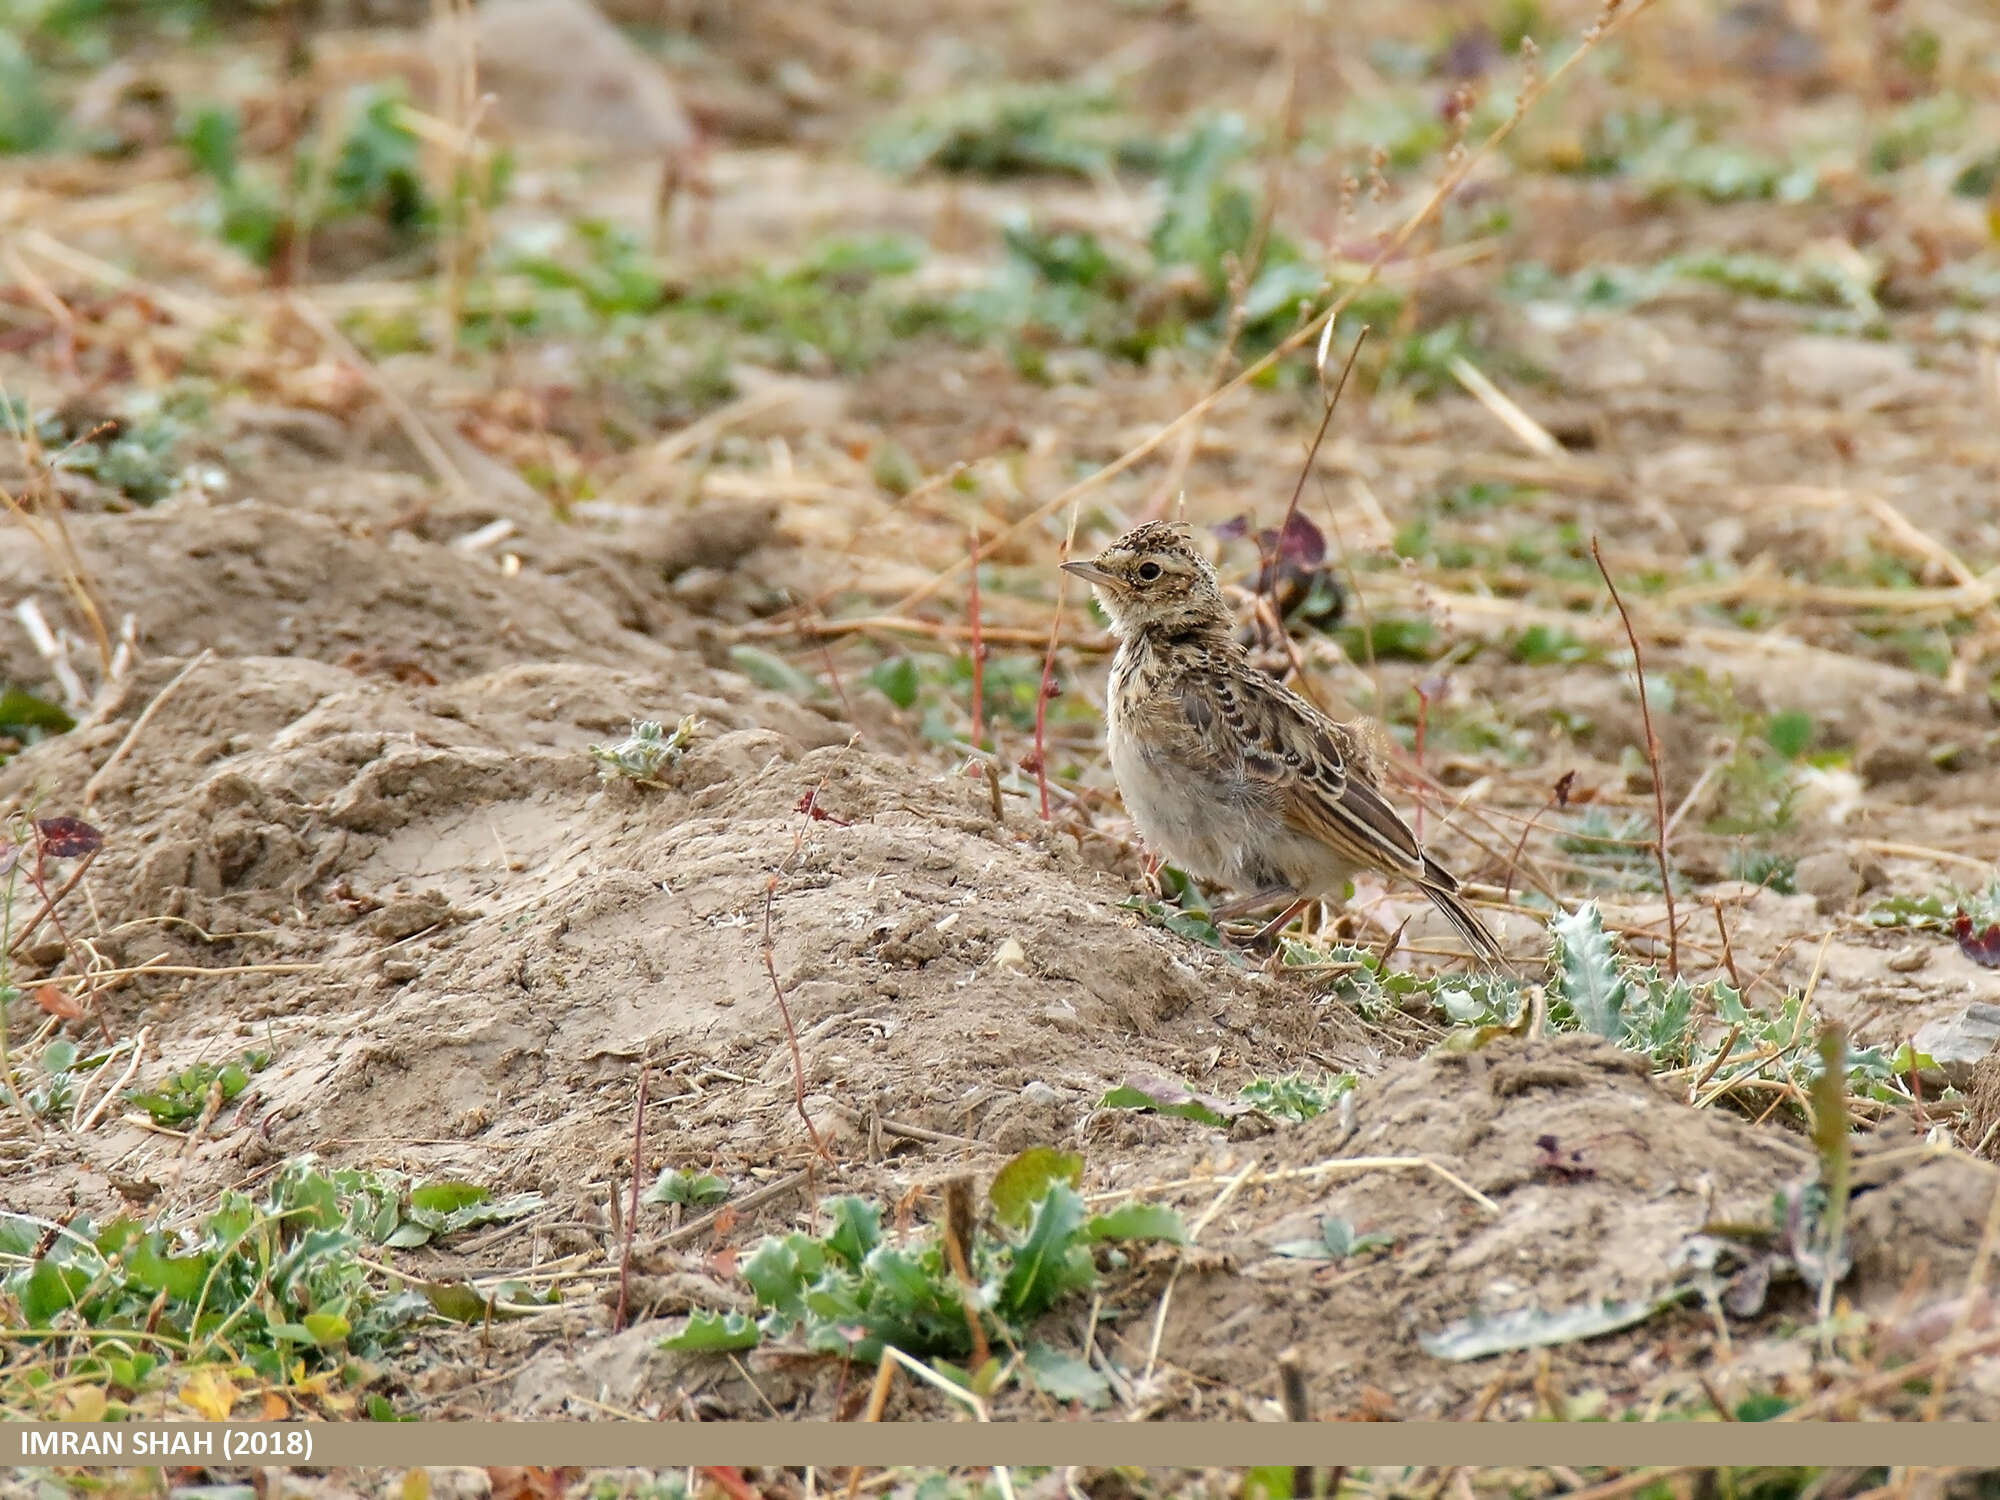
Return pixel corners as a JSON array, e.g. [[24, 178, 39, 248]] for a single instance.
[[182, 86, 460, 271], [588, 716, 701, 784], [0, 33, 60, 153], [0, 686, 74, 765], [124, 1050, 270, 1126], [868, 83, 1123, 179], [662, 1157, 1184, 1408], [1098, 1070, 1356, 1128], [0, 1156, 539, 1419]]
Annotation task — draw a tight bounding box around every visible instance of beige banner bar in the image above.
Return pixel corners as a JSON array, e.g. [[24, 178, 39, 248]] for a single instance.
[[9, 1424, 2000, 1468]]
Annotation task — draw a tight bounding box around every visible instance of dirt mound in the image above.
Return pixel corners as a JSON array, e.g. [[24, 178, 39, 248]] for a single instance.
[[0, 500, 1376, 1258], [0, 489, 799, 699]]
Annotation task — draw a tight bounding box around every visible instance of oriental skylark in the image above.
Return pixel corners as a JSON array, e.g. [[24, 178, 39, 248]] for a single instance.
[[1064, 520, 1505, 966]]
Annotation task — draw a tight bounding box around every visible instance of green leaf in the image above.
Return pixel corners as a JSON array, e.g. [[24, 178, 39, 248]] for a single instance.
[[729, 644, 821, 699], [125, 1235, 212, 1301], [741, 1234, 822, 1325], [421, 1281, 493, 1323], [868, 656, 921, 710], [1083, 1203, 1187, 1245], [1022, 1344, 1111, 1407], [1419, 1293, 1683, 1361], [1765, 709, 1814, 759], [1097, 1079, 1244, 1129], [660, 1310, 759, 1353], [1735, 1392, 1790, 1421], [409, 1189, 542, 1237], [96, 1218, 140, 1258], [1551, 901, 1631, 1040], [642, 1169, 730, 1208], [1272, 1215, 1395, 1261], [302, 1312, 351, 1345], [0, 1214, 36, 1257], [382, 1223, 432, 1249], [42, 1040, 77, 1074], [408, 1182, 488, 1216], [989, 1147, 1085, 1228], [999, 1184, 1094, 1320], [20, 1261, 93, 1325], [182, 105, 242, 185], [823, 1197, 884, 1269], [1245, 1469, 1295, 1500], [1238, 1072, 1355, 1123]]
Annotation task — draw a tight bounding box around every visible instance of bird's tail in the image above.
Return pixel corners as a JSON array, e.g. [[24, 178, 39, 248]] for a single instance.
[[1419, 857, 1509, 970]]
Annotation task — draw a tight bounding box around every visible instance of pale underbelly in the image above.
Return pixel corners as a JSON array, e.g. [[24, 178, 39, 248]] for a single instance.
[[1109, 732, 1352, 896]]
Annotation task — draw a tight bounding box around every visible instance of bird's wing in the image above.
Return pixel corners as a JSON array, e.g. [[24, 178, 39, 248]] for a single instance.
[[1176, 661, 1435, 886]]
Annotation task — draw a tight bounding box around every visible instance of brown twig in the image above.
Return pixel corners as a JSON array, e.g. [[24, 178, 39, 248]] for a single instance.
[[5, 846, 100, 961], [1713, 896, 1743, 990], [645, 1168, 811, 1251], [1591, 535, 1678, 974], [1504, 770, 1574, 901], [613, 1058, 649, 1332], [809, 624, 856, 724], [967, 528, 987, 751], [762, 876, 831, 1161], [83, 649, 213, 807], [1269, 325, 1368, 602], [940, 1174, 991, 1370], [1033, 512, 1079, 821], [1277, 1346, 1313, 1494]]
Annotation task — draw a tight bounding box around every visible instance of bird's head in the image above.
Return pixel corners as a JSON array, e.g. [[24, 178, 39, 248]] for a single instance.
[[1061, 521, 1229, 638]]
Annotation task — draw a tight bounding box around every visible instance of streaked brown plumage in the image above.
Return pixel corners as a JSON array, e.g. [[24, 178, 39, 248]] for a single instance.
[[1064, 520, 1505, 966]]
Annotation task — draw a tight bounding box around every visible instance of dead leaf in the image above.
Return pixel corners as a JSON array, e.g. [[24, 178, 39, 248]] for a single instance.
[[487, 1469, 577, 1500], [34, 984, 83, 1021], [177, 1366, 241, 1420], [35, 817, 104, 858], [1955, 911, 2000, 968], [59, 1385, 109, 1422]]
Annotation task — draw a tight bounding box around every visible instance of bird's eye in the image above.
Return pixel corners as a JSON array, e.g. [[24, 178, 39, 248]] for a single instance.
[[1136, 561, 1162, 582]]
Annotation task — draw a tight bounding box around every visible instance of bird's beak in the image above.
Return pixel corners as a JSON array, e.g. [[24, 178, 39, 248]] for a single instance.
[[1060, 559, 1117, 587]]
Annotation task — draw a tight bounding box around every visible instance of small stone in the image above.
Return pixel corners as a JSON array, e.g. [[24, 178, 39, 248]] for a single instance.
[[1886, 946, 1931, 974], [1762, 335, 1919, 406], [1020, 1080, 1063, 1106], [1793, 850, 1863, 912], [991, 937, 1028, 972], [380, 957, 423, 983], [1913, 1003, 2000, 1088], [1856, 739, 1935, 786]]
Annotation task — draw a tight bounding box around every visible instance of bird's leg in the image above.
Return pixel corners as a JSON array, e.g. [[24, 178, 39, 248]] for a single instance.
[[651, 155, 682, 255], [1248, 897, 1314, 948], [1208, 885, 1296, 923]]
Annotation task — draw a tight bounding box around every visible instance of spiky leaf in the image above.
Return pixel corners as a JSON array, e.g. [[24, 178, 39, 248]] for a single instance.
[[1552, 901, 1630, 1040]]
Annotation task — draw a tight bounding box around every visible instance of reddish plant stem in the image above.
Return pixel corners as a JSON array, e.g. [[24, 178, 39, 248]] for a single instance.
[[1264, 326, 1369, 612], [1032, 542, 1071, 821], [1592, 535, 1679, 974], [1712, 896, 1743, 990], [613, 1058, 649, 1332], [811, 626, 855, 723], [966, 529, 986, 752], [5, 846, 99, 959], [698, 1469, 762, 1500], [1504, 771, 1574, 901], [763, 875, 831, 1161]]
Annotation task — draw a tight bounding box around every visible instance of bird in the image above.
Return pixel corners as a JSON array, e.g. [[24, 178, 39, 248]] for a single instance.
[[1062, 520, 1506, 967]]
